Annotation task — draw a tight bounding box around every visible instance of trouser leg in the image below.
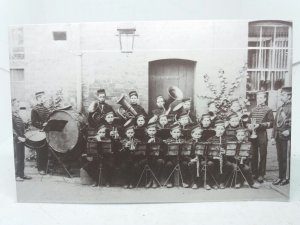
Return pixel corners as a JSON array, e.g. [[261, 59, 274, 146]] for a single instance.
[[206, 160, 216, 186], [189, 162, 197, 185], [251, 140, 259, 177], [37, 145, 48, 171], [14, 141, 25, 177], [220, 161, 234, 185], [258, 141, 268, 177], [165, 157, 175, 184], [276, 139, 288, 179], [180, 158, 191, 184], [103, 155, 115, 185]]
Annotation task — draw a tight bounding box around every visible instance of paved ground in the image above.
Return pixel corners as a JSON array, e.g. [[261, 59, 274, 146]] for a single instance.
[[17, 134, 289, 203]]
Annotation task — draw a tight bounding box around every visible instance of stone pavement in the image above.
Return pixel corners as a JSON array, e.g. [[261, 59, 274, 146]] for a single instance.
[[17, 130, 289, 203]]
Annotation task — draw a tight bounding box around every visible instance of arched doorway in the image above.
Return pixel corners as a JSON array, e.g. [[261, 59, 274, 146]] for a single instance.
[[148, 59, 196, 113]]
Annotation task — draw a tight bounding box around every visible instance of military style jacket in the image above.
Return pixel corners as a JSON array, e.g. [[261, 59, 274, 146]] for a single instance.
[[31, 103, 50, 129], [272, 101, 291, 140]]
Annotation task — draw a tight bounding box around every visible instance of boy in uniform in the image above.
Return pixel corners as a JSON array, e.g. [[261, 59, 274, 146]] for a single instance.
[[163, 123, 190, 188]]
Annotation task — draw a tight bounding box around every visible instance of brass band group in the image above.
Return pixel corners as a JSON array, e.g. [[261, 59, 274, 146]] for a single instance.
[[12, 85, 292, 190]]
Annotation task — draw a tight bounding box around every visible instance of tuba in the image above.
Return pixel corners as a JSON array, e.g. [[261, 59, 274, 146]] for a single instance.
[[116, 94, 138, 120]]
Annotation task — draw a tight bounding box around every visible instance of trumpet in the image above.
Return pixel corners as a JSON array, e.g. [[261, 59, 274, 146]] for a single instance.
[[249, 118, 258, 139], [130, 138, 135, 151], [112, 127, 119, 139]]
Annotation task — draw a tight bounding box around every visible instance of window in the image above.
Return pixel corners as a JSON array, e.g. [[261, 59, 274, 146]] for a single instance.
[[10, 27, 25, 60], [247, 21, 292, 92], [11, 69, 24, 82], [53, 31, 67, 41], [10, 69, 25, 100]]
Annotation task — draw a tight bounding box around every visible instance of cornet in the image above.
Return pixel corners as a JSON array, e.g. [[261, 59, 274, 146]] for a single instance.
[[249, 118, 258, 139]]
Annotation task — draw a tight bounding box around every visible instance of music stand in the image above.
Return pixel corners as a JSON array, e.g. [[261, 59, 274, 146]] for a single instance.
[[163, 143, 186, 187], [46, 147, 73, 178], [157, 128, 171, 140], [195, 142, 219, 188], [136, 143, 162, 188], [224, 141, 252, 188]]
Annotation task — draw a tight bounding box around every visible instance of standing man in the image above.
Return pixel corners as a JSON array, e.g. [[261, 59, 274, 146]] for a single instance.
[[271, 87, 292, 186], [88, 89, 115, 129], [12, 98, 32, 181], [248, 91, 274, 183], [128, 90, 148, 118], [31, 91, 50, 175]]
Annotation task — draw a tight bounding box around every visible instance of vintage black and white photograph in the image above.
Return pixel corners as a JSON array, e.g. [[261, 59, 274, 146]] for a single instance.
[[9, 20, 292, 203]]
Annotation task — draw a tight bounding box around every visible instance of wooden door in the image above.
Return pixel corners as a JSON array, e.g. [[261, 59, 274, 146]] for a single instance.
[[148, 59, 196, 112]]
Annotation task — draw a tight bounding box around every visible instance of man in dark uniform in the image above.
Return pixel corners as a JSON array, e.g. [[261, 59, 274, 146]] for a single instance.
[[12, 98, 32, 181], [88, 89, 115, 129], [271, 87, 292, 186], [128, 90, 148, 118], [31, 91, 50, 175], [247, 91, 274, 183]]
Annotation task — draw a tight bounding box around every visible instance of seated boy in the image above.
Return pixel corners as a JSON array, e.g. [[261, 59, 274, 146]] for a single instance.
[[142, 121, 165, 188], [163, 123, 190, 188], [85, 125, 115, 187], [186, 124, 204, 189], [119, 119, 144, 189], [207, 120, 234, 189], [233, 128, 260, 189]]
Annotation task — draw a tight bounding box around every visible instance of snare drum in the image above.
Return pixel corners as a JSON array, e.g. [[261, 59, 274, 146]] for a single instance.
[[24, 129, 46, 149]]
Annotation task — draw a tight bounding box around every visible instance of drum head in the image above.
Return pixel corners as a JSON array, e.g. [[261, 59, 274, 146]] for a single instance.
[[46, 110, 80, 153], [25, 130, 46, 142]]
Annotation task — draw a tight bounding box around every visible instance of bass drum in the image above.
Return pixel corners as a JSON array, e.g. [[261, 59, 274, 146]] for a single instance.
[[46, 109, 87, 159]]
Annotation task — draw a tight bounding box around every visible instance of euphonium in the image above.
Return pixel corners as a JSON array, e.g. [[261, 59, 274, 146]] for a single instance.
[[117, 94, 138, 120], [165, 86, 184, 113]]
